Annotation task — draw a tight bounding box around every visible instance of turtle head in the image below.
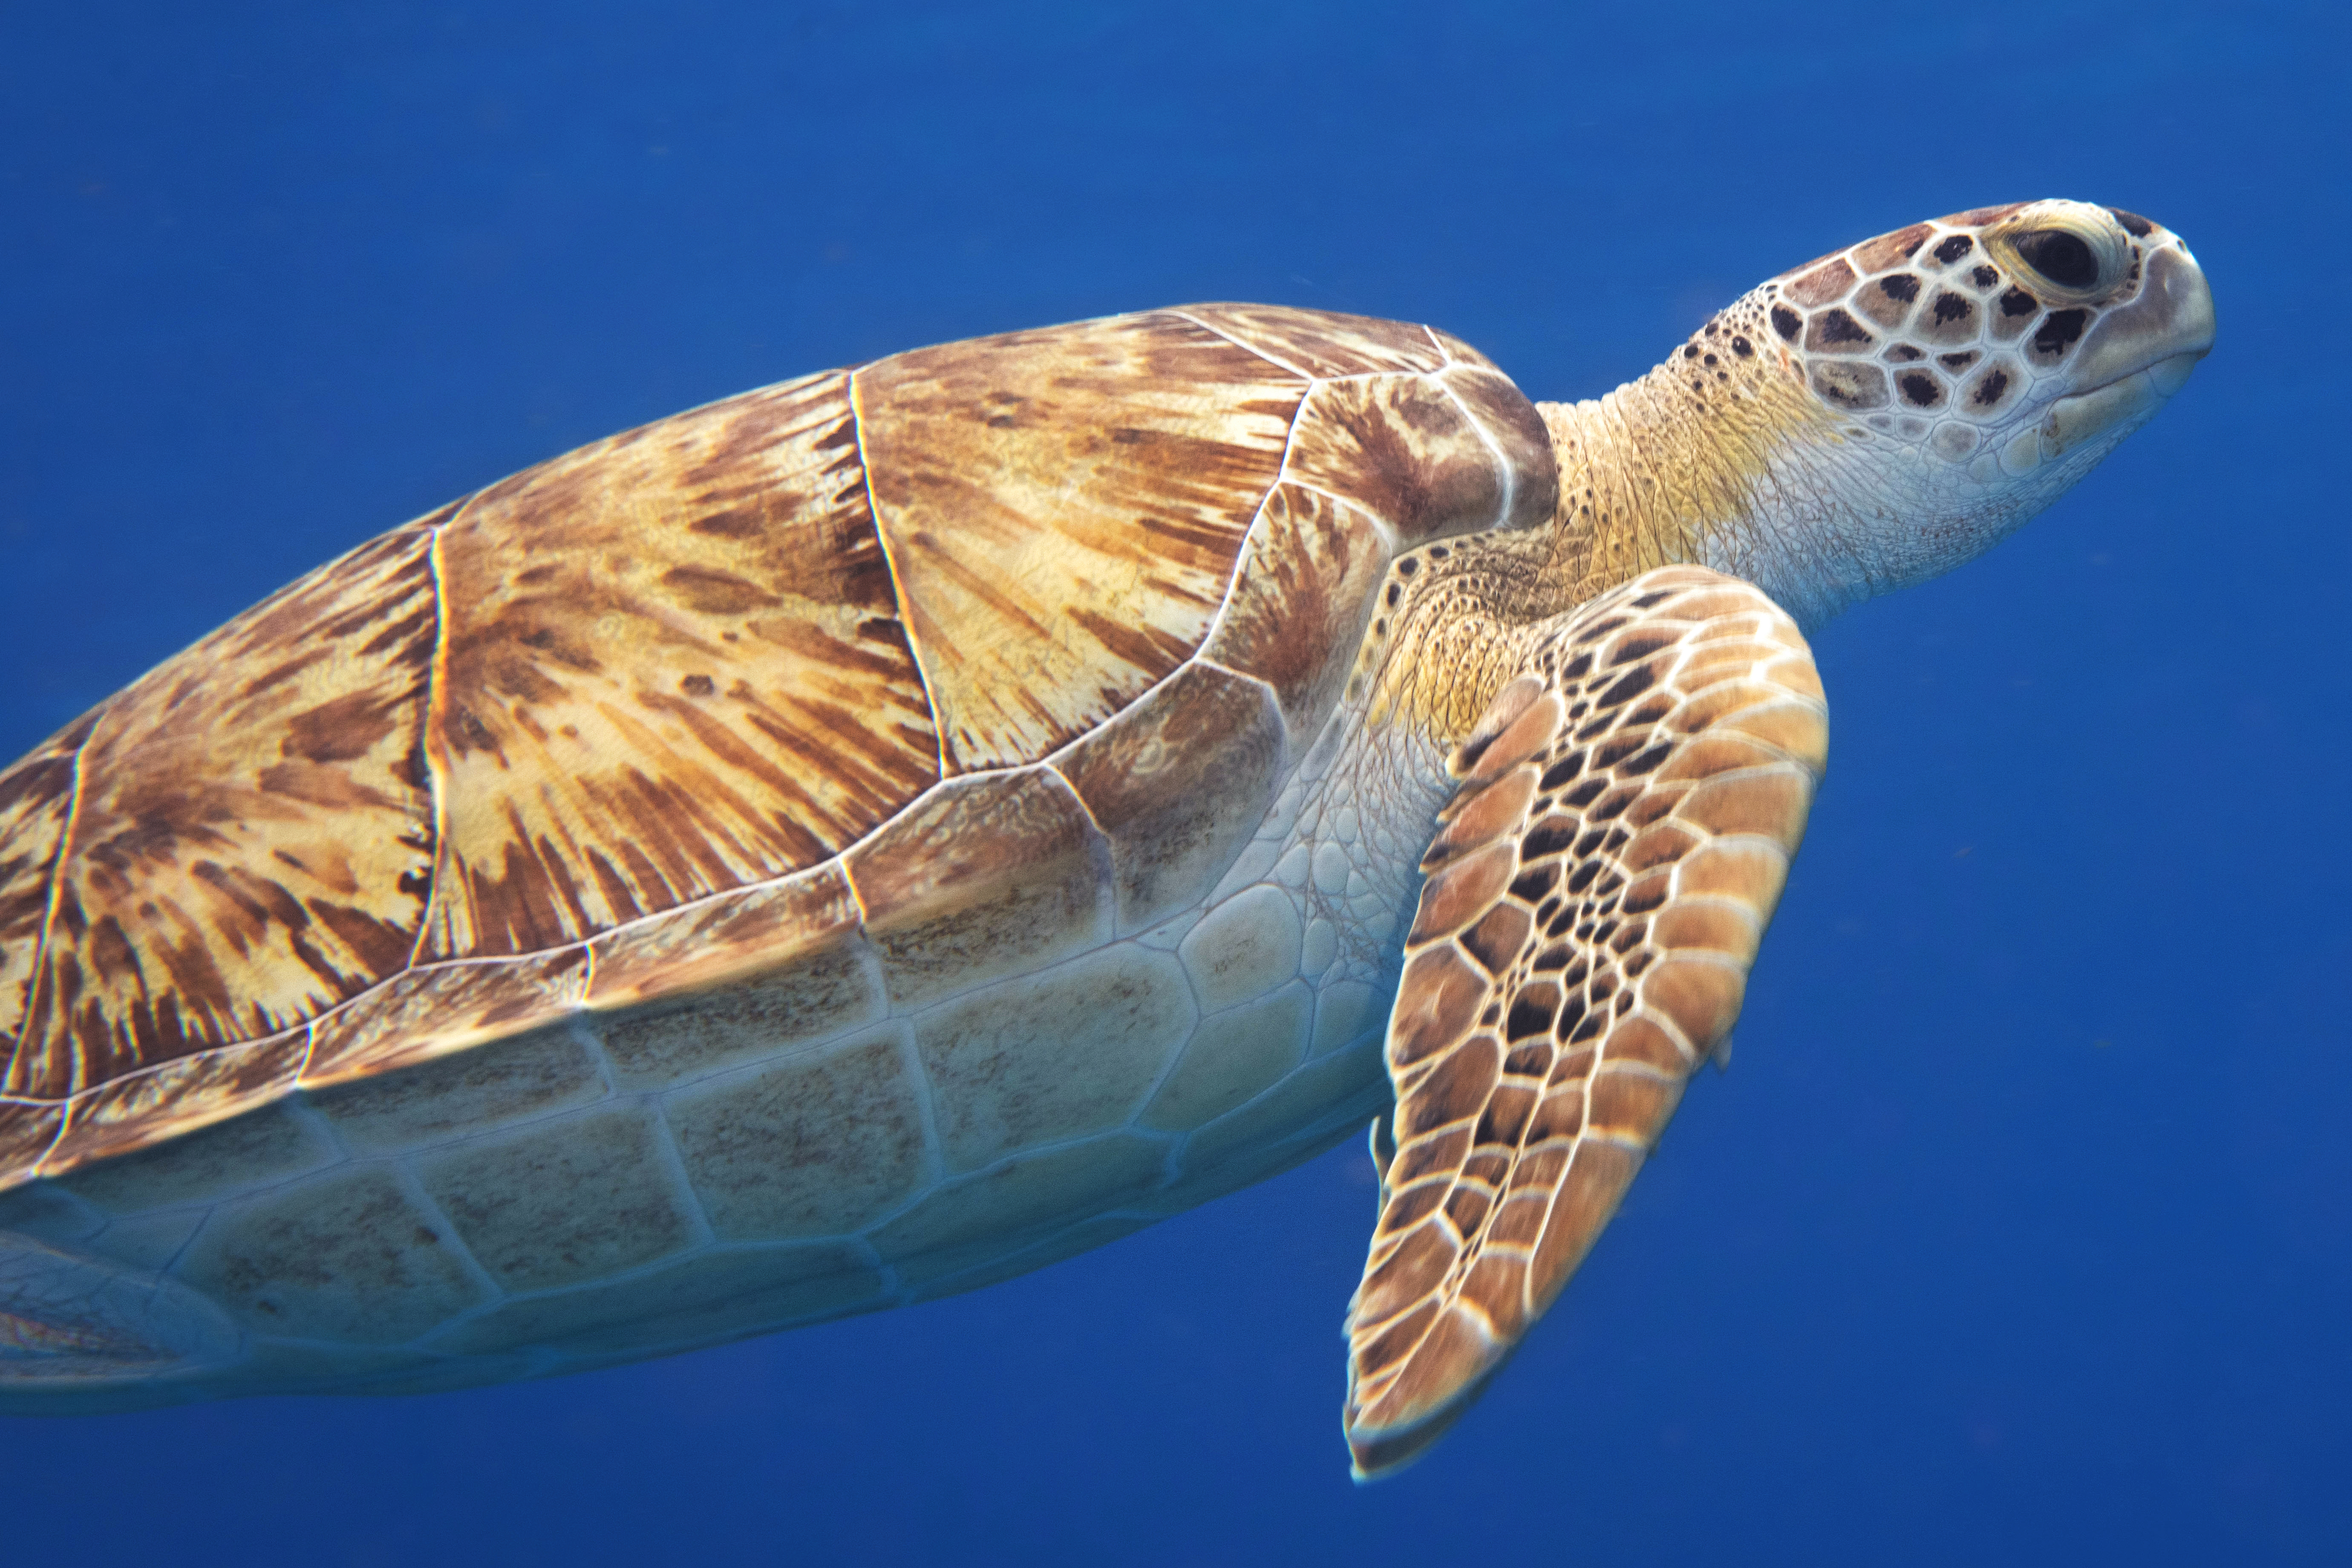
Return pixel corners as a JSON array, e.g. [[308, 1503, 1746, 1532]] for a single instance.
[[1607, 200, 2214, 623]]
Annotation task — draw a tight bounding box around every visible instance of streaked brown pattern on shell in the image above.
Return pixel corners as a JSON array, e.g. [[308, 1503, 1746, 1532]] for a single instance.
[[0, 302, 1554, 1186], [1342, 567, 1827, 1479], [0, 714, 95, 1059], [1201, 484, 1390, 734], [8, 528, 440, 1099], [424, 368, 932, 959], [1175, 305, 1450, 378], [856, 314, 1302, 772], [1052, 664, 1286, 934]]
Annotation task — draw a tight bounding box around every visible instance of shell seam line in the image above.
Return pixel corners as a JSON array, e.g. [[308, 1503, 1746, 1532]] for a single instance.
[[1166, 310, 1316, 383], [9, 358, 1361, 1111], [290, 1016, 321, 1085], [404, 503, 464, 970], [21, 1100, 72, 1177], [1418, 323, 1455, 367], [17, 712, 98, 1099], [1435, 377, 1517, 534], [1189, 377, 1320, 657], [847, 366, 951, 783]]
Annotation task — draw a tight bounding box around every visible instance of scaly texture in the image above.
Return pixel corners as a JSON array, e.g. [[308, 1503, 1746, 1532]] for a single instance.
[[1343, 566, 1826, 1477]]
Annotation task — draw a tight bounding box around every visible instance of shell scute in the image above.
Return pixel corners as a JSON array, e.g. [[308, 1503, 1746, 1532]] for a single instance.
[[56, 1092, 332, 1217], [1439, 366, 1559, 532], [8, 528, 439, 1101], [427, 369, 935, 961], [176, 1165, 492, 1344], [1053, 663, 1287, 933], [1175, 302, 1447, 378], [843, 769, 1110, 1010], [416, 1103, 700, 1294], [40, 1028, 314, 1187], [306, 1021, 606, 1156], [1201, 483, 1391, 737], [856, 311, 1300, 772], [919, 946, 1193, 1173], [0, 1102, 63, 1179], [303, 946, 590, 1088], [0, 714, 95, 1062], [0, 301, 1550, 1218], [1284, 374, 1509, 546], [584, 863, 863, 1012]]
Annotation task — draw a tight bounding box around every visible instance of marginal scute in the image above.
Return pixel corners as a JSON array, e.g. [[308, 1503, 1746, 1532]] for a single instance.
[[1199, 484, 1391, 739], [1284, 374, 1507, 546], [586, 863, 863, 1011], [1054, 664, 1286, 934], [845, 769, 1109, 1010], [303, 947, 591, 1087], [1438, 367, 1560, 533], [41, 1030, 314, 1181], [0, 1103, 63, 1179]]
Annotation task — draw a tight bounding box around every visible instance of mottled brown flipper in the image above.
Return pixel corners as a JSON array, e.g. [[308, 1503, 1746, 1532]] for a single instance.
[[1343, 566, 1827, 1478]]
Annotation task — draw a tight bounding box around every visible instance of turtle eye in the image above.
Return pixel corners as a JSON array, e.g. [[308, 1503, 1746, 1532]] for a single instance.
[[2009, 230, 2100, 291], [1983, 206, 2132, 305]]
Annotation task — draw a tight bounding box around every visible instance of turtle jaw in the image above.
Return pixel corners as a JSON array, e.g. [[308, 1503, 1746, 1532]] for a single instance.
[[1979, 241, 2215, 480]]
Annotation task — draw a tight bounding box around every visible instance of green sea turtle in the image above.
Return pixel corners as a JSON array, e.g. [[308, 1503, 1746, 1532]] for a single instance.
[[0, 199, 2211, 1474]]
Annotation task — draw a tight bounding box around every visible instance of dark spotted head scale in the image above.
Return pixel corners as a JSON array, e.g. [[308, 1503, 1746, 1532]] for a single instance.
[[1745, 199, 2214, 478]]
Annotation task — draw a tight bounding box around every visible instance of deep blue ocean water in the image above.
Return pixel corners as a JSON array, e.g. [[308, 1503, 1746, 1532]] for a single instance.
[[3, 3, 2346, 1562]]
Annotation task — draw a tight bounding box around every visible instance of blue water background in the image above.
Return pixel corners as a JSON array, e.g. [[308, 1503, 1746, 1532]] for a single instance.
[[3, 3, 2346, 1562]]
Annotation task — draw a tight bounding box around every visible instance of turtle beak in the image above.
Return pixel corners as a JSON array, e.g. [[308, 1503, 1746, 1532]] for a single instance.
[[2038, 241, 2214, 461]]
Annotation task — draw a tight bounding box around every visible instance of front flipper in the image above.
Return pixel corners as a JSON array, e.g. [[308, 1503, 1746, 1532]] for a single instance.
[[1344, 566, 1827, 1477]]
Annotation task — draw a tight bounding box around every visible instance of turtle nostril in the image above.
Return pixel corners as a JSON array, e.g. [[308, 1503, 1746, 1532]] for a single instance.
[[2011, 230, 2101, 291]]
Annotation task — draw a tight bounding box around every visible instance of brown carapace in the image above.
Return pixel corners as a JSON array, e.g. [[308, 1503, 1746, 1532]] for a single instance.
[[0, 305, 1544, 1162]]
